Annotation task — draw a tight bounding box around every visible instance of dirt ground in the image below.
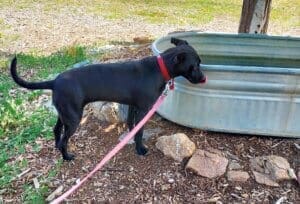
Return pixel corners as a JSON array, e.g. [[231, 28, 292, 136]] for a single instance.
[[3, 45, 299, 203], [4, 113, 300, 203], [1, 3, 299, 203], [54, 115, 300, 203]]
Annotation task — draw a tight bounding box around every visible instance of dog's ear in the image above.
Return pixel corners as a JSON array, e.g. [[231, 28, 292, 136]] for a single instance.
[[174, 52, 186, 64], [171, 38, 188, 46]]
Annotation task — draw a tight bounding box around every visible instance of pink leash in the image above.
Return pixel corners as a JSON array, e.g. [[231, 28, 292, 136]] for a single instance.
[[50, 91, 169, 204]]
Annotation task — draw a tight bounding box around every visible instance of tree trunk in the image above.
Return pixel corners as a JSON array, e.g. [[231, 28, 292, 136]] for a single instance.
[[238, 0, 272, 34]]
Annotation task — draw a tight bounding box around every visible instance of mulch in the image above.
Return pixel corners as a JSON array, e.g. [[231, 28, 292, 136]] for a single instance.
[[2, 44, 299, 203]]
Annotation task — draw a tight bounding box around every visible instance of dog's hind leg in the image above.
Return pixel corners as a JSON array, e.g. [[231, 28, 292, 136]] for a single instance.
[[53, 117, 63, 148], [58, 123, 78, 160], [56, 107, 82, 161]]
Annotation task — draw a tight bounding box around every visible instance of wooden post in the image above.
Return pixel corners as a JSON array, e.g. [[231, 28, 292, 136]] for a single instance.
[[238, 0, 272, 34]]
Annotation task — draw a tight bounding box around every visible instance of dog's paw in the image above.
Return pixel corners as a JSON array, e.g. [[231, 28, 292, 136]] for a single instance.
[[63, 153, 75, 161], [136, 146, 148, 156]]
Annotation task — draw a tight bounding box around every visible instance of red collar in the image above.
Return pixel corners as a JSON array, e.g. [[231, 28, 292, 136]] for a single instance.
[[157, 55, 174, 90], [157, 55, 171, 81]]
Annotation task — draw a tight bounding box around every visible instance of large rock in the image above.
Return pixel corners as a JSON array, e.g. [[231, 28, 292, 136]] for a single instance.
[[186, 148, 228, 178], [156, 133, 196, 162], [90, 102, 128, 123], [228, 160, 243, 170], [250, 155, 295, 186], [252, 171, 279, 187], [227, 170, 250, 182]]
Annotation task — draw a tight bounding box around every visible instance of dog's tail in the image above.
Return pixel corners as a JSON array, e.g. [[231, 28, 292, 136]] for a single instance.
[[10, 56, 54, 90]]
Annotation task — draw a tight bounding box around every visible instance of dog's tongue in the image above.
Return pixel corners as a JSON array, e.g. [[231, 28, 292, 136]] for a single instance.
[[200, 76, 207, 84]]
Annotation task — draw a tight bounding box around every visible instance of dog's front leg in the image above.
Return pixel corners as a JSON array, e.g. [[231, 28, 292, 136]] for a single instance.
[[132, 108, 148, 155], [127, 105, 137, 130], [135, 126, 147, 155]]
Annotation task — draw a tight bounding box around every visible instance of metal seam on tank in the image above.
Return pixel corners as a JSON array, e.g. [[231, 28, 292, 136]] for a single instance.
[[284, 75, 300, 131]]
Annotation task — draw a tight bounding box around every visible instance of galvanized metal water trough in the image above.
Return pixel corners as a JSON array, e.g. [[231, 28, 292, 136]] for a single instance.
[[152, 32, 300, 138]]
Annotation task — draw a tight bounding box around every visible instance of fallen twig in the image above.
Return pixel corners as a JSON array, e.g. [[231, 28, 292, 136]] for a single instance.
[[275, 196, 287, 204], [46, 185, 64, 202], [231, 193, 242, 200], [271, 141, 283, 148], [294, 143, 300, 150], [17, 168, 31, 178], [33, 177, 40, 189]]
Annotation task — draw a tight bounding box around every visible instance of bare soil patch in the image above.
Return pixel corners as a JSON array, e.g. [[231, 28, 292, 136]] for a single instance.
[[1, 3, 298, 55]]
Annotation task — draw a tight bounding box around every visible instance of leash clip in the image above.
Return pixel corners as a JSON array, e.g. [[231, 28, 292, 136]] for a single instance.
[[163, 79, 174, 96], [168, 79, 174, 90], [163, 84, 169, 96]]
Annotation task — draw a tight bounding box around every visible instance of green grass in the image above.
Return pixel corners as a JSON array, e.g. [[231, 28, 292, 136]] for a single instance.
[[53, 0, 242, 25], [271, 0, 300, 28], [21, 159, 62, 203], [22, 184, 49, 204], [45, 0, 300, 28], [0, 0, 34, 9], [0, 46, 87, 201], [1, 0, 298, 28]]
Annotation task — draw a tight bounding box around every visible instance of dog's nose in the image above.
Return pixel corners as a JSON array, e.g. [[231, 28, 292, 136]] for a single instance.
[[200, 76, 207, 84]]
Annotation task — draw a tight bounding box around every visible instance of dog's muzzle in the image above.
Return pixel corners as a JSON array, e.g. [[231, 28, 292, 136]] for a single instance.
[[200, 76, 207, 84]]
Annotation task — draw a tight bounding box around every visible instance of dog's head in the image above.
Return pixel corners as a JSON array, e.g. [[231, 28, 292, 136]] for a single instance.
[[166, 37, 206, 84]]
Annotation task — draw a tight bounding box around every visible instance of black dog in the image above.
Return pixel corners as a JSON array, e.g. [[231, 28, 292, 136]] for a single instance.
[[10, 38, 206, 161]]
